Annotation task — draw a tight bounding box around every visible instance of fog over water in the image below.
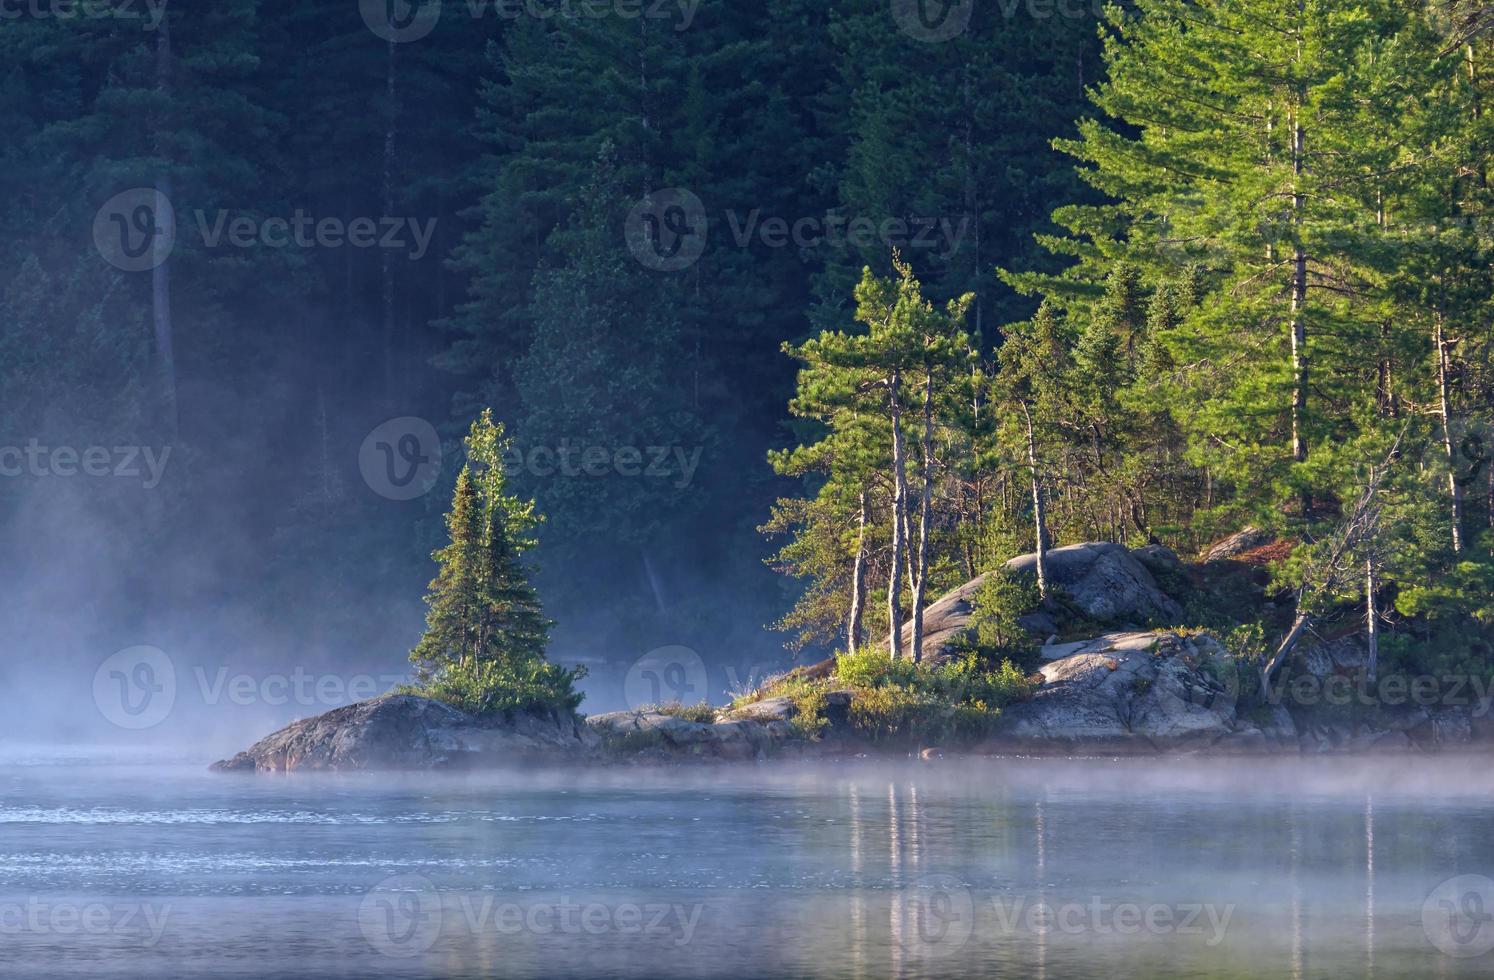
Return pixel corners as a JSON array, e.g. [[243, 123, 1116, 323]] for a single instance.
[[2, 756, 1492, 979]]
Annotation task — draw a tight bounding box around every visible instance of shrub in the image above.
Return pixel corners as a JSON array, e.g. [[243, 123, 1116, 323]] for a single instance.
[[832, 649, 1038, 743], [1215, 622, 1267, 702], [782, 680, 830, 739], [937, 654, 1037, 708], [410, 657, 587, 717], [835, 647, 924, 689]]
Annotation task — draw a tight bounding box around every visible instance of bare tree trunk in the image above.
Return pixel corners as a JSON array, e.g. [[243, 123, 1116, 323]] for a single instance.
[[1289, 112, 1309, 472], [847, 490, 868, 656], [1262, 610, 1311, 694], [1286, 20, 1311, 516], [1435, 311, 1464, 553], [902, 480, 915, 600], [888, 371, 907, 660], [154, 18, 176, 440], [910, 372, 935, 663], [1366, 558, 1379, 682], [1021, 401, 1050, 598]]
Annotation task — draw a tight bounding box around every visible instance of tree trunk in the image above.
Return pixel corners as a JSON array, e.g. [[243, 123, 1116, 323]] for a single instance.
[[910, 371, 935, 664], [1365, 559, 1379, 682], [847, 490, 868, 656], [154, 18, 177, 440], [1289, 113, 1309, 471], [1022, 401, 1050, 598], [1435, 312, 1464, 553], [888, 370, 907, 660], [1262, 609, 1311, 693]]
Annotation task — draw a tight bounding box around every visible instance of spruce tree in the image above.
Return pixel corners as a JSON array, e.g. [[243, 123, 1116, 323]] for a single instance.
[[411, 467, 487, 678], [410, 413, 578, 714]]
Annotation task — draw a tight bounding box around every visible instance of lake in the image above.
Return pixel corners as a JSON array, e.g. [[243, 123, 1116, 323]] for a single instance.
[[2, 754, 1491, 978]]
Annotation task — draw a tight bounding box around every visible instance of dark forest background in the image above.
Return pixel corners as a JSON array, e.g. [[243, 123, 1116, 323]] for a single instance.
[[0, 0, 1101, 721]]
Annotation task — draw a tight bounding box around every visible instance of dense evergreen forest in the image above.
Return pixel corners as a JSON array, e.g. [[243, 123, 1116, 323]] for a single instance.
[[2, 1, 1491, 704]]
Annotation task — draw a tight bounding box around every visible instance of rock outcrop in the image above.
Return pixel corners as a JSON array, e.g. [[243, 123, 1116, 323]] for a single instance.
[[993, 631, 1239, 750], [1007, 543, 1184, 625], [211, 694, 592, 772], [894, 576, 991, 657], [897, 542, 1184, 659], [586, 692, 857, 761], [586, 707, 799, 761]]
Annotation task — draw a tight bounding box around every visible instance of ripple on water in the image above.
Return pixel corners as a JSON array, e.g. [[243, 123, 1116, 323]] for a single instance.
[[0, 806, 605, 826]]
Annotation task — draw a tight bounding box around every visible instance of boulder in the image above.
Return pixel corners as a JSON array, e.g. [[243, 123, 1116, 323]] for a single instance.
[[1005, 542, 1183, 625], [1291, 634, 1369, 679], [994, 631, 1238, 749], [1135, 543, 1183, 582], [211, 694, 591, 773]]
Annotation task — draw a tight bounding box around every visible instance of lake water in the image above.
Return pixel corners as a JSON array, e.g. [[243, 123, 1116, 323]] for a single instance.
[[3, 754, 1492, 978]]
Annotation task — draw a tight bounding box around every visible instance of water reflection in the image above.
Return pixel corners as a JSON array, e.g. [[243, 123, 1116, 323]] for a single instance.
[[1, 756, 1491, 978]]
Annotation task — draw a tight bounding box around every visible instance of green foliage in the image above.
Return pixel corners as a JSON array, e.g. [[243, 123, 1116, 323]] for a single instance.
[[409, 657, 585, 717], [835, 647, 924, 690], [409, 413, 581, 717], [770, 258, 975, 653], [513, 148, 714, 559], [9, 0, 1494, 719], [783, 682, 831, 741], [845, 654, 1035, 743], [832, 648, 1037, 742], [1397, 536, 1494, 625], [1217, 622, 1269, 702], [966, 569, 1039, 657]]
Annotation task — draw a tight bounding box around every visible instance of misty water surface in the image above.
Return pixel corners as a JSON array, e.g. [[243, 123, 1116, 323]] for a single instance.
[[2, 755, 1491, 978]]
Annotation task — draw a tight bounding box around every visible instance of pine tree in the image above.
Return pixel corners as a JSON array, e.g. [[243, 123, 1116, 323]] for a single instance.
[[1023, 0, 1430, 528], [780, 259, 972, 660], [993, 301, 1073, 594]]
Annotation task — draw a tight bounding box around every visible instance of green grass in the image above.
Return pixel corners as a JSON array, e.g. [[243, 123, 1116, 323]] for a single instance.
[[638, 701, 718, 724], [736, 649, 1038, 746]]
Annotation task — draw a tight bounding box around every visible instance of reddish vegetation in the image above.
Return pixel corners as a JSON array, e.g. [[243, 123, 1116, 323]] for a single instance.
[[1236, 540, 1295, 566]]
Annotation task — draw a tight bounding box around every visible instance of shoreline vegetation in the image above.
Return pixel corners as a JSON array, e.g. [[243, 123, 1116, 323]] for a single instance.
[[215, 538, 1494, 772]]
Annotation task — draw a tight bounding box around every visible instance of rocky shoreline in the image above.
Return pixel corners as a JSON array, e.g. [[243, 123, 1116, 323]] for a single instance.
[[211, 632, 1490, 773], [212, 540, 1494, 773]]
